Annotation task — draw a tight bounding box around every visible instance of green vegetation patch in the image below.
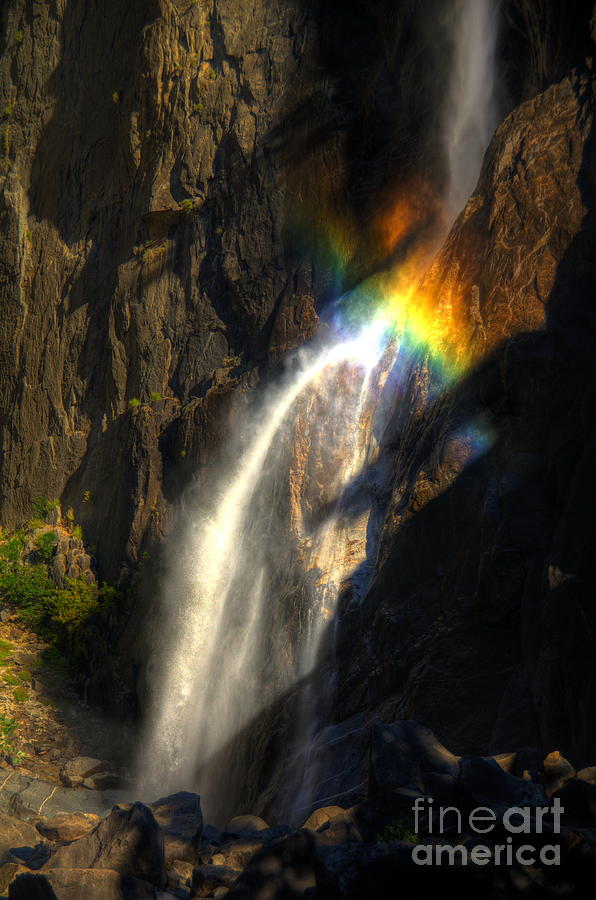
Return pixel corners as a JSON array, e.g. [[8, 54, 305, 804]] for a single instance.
[[0, 715, 17, 754], [36, 530, 58, 563]]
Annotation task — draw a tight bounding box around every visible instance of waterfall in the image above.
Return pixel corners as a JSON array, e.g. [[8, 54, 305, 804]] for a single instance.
[[138, 0, 501, 823], [137, 322, 391, 820], [444, 0, 500, 218]]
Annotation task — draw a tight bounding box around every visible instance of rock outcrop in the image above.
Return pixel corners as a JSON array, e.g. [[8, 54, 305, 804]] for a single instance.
[[327, 57, 596, 781]]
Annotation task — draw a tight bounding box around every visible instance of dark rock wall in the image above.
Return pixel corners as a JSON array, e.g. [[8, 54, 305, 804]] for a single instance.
[[330, 62, 596, 775]]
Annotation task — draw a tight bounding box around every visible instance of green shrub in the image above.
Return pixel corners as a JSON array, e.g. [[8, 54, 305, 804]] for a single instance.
[[72, 525, 83, 540], [0, 532, 26, 564], [3, 673, 18, 685], [12, 687, 27, 702], [0, 564, 57, 628], [36, 530, 58, 563], [32, 498, 59, 518], [0, 715, 17, 754], [51, 578, 99, 631]]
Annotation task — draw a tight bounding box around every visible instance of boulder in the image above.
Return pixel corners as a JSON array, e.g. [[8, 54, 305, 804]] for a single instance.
[[370, 722, 459, 802], [459, 757, 547, 815], [191, 864, 240, 898], [150, 792, 202, 864], [577, 766, 596, 785], [222, 815, 269, 839], [83, 773, 123, 792], [49, 803, 166, 888], [542, 750, 575, 796], [59, 758, 106, 788], [204, 840, 263, 871], [36, 812, 101, 843], [302, 806, 346, 831], [0, 814, 42, 864]]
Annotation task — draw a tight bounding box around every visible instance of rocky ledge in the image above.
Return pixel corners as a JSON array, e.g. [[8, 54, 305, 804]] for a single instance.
[[1, 721, 596, 899]]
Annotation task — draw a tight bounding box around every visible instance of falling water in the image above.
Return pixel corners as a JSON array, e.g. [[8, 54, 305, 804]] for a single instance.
[[140, 0, 501, 823], [444, 0, 500, 218], [138, 323, 390, 819]]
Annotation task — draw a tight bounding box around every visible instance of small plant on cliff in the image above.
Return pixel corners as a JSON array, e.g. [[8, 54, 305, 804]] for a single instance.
[[128, 397, 141, 409], [112, 91, 121, 104], [0, 715, 17, 755], [72, 525, 83, 540], [35, 530, 58, 563], [149, 392, 162, 402], [32, 497, 59, 519], [83, 490, 93, 504], [12, 687, 27, 702], [178, 198, 195, 215]]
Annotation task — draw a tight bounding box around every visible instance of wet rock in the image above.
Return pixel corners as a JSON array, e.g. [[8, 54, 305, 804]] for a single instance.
[[150, 792, 203, 865], [191, 864, 241, 898], [36, 812, 101, 843], [49, 802, 166, 888]]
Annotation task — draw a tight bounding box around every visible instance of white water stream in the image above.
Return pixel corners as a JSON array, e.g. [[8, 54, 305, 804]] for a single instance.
[[138, 0, 500, 822]]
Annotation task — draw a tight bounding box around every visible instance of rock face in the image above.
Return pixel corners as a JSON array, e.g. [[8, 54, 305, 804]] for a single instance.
[[326, 58, 596, 792], [0, 0, 322, 584]]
